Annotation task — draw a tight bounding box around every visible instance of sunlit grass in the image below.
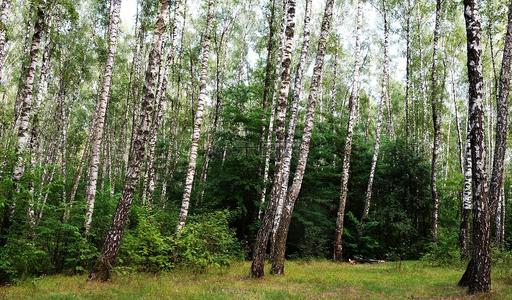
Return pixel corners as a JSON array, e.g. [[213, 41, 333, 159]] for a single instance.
[[1, 260, 511, 299]]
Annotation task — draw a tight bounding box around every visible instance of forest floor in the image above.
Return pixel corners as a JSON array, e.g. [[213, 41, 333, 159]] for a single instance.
[[1, 260, 511, 299]]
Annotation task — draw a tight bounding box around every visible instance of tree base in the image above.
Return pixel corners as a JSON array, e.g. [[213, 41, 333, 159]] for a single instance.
[[88, 257, 112, 282]]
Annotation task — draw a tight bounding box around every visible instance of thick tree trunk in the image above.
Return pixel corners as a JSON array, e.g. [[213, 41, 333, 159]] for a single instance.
[[270, 0, 333, 275], [84, 0, 122, 235], [333, 0, 362, 262], [251, 0, 297, 278], [430, 0, 442, 242], [89, 0, 170, 281], [459, 0, 491, 293], [176, 0, 215, 233], [489, 0, 512, 245]]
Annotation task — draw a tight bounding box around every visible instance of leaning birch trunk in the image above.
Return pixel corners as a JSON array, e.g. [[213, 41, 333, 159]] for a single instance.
[[458, 0, 491, 293], [270, 0, 311, 261], [429, 0, 442, 242], [0, 0, 10, 83], [333, 0, 362, 261], [361, 94, 384, 224], [270, 0, 334, 275], [489, 0, 512, 245], [6, 1, 46, 233], [250, 0, 297, 278], [143, 0, 182, 206], [176, 0, 215, 233], [84, 0, 122, 235], [89, 0, 170, 282]]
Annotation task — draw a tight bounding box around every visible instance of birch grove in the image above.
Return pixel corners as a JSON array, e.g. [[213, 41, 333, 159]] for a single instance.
[[0, 0, 510, 295]]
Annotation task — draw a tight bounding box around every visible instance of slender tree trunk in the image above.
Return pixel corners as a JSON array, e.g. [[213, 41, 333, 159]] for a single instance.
[[250, 0, 297, 278], [89, 0, 170, 281], [404, 0, 411, 142], [176, 0, 215, 233], [429, 0, 442, 242], [460, 129, 472, 258], [361, 97, 384, 223], [458, 0, 491, 293], [84, 0, 122, 235], [258, 0, 287, 219], [489, 0, 512, 245], [0, 0, 10, 83], [270, 0, 333, 275], [64, 141, 89, 223], [333, 0, 362, 262], [382, 1, 394, 138]]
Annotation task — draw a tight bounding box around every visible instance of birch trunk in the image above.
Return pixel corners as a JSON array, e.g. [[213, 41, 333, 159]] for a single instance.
[[404, 0, 411, 141], [382, 1, 394, 138], [458, 0, 491, 293], [460, 130, 472, 258], [89, 0, 170, 281], [258, 0, 288, 219], [489, 0, 512, 245], [270, 0, 333, 275], [176, 0, 215, 233], [361, 96, 384, 223], [333, 0, 362, 261], [250, 0, 297, 278], [4, 2, 46, 234], [84, 0, 122, 235], [0, 0, 10, 83], [269, 0, 310, 265], [429, 0, 442, 242], [143, 0, 183, 206]]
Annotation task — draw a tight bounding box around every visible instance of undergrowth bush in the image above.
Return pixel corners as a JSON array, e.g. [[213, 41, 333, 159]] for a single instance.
[[118, 210, 243, 274]]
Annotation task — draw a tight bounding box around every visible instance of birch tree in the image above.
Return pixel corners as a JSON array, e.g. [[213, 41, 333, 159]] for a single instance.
[[489, 0, 512, 245], [271, 0, 334, 275], [176, 0, 215, 233], [333, 0, 362, 261], [89, 0, 170, 281], [0, 0, 10, 83], [84, 0, 122, 235], [430, 0, 442, 242], [250, 0, 296, 278], [458, 0, 491, 293]]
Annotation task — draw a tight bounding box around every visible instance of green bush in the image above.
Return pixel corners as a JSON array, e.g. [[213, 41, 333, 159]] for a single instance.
[[171, 210, 243, 272], [118, 213, 173, 273]]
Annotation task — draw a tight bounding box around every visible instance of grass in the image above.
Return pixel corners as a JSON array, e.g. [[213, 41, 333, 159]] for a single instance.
[[1, 260, 511, 299]]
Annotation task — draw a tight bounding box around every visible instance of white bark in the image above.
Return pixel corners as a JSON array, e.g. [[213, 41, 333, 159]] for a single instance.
[[176, 0, 215, 232], [84, 0, 122, 235]]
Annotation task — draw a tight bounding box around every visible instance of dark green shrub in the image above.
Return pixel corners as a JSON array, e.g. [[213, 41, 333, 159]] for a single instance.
[[171, 210, 243, 272]]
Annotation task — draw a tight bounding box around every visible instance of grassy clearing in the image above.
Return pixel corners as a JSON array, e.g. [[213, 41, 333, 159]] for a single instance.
[[1, 260, 511, 299]]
